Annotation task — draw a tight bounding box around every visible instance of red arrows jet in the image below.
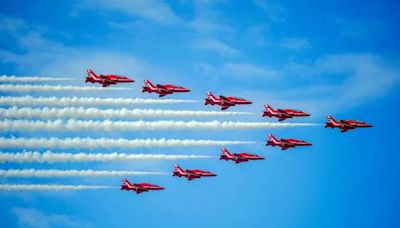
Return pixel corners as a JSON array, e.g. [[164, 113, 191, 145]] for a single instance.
[[325, 115, 372, 132], [220, 148, 264, 164], [85, 69, 134, 87], [263, 104, 310, 121], [142, 80, 190, 97], [120, 178, 164, 194], [172, 164, 216, 181], [205, 92, 252, 110], [266, 133, 312, 150]]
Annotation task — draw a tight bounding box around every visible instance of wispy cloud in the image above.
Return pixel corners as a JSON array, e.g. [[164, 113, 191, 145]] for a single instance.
[[281, 37, 311, 50], [0, 96, 197, 107], [276, 53, 400, 114], [0, 15, 156, 79], [246, 23, 270, 46], [191, 39, 239, 56], [0, 137, 255, 149], [0, 151, 213, 163], [187, 1, 233, 35], [79, 0, 181, 25], [13, 207, 93, 228], [253, 0, 286, 23], [222, 63, 280, 79], [0, 119, 319, 132]]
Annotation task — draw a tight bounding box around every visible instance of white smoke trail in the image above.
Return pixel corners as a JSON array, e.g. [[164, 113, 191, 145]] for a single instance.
[[0, 96, 197, 107], [0, 184, 112, 191], [0, 137, 255, 149], [0, 119, 319, 132], [0, 151, 213, 163], [0, 169, 165, 178], [0, 75, 72, 82], [0, 107, 251, 119], [0, 84, 130, 92]]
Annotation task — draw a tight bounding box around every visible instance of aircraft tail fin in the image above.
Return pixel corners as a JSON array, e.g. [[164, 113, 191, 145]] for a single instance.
[[87, 69, 98, 79], [221, 147, 232, 156], [122, 177, 132, 186], [265, 104, 274, 111], [174, 164, 184, 173], [327, 115, 338, 123], [268, 133, 277, 141], [207, 92, 218, 102], [144, 80, 157, 90]]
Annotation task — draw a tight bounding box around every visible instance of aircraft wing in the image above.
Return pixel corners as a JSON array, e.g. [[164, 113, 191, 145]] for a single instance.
[[277, 109, 293, 117], [340, 121, 356, 129], [99, 75, 115, 83], [156, 84, 173, 94], [280, 139, 294, 146], [235, 156, 248, 163], [219, 96, 235, 106], [187, 171, 202, 178]]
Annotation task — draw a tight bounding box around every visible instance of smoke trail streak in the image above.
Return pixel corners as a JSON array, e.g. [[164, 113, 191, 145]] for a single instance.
[[0, 151, 213, 163], [0, 107, 251, 119], [0, 119, 319, 132], [0, 84, 130, 92], [0, 137, 255, 149], [0, 169, 166, 178], [0, 184, 112, 191], [0, 96, 197, 107], [0, 75, 72, 82]]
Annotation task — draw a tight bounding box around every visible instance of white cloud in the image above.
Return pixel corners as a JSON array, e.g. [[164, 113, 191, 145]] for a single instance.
[[0, 106, 250, 119], [12, 207, 92, 228], [0, 151, 212, 163], [0, 137, 255, 149], [0, 119, 318, 132], [191, 39, 239, 56], [0, 96, 196, 107]]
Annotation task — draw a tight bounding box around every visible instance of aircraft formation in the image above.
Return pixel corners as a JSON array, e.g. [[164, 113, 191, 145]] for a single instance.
[[83, 69, 373, 194]]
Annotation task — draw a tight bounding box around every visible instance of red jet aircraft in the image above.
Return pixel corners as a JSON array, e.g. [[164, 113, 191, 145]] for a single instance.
[[205, 92, 252, 110], [142, 80, 190, 97], [85, 69, 134, 87], [263, 104, 310, 121], [266, 133, 312, 150], [172, 164, 216, 181], [325, 115, 372, 132], [120, 178, 164, 194], [220, 148, 264, 164]]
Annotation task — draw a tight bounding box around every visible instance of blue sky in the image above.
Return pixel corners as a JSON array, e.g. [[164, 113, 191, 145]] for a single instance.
[[0, 0, 399, 227]]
